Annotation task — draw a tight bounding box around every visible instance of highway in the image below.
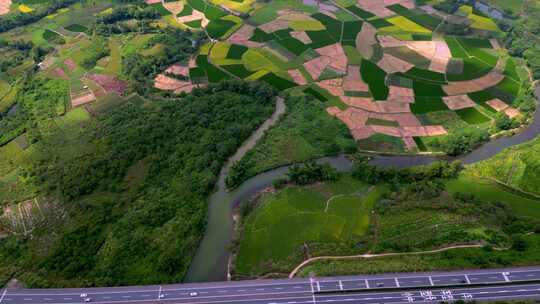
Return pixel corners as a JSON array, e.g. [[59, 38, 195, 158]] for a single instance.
[[2, 267, 540, 303]]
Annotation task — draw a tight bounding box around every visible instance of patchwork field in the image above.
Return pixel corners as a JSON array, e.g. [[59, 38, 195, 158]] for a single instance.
[[147, 0, 533, 154]]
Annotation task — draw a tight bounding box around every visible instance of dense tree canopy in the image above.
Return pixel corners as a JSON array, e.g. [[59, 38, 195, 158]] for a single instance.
[[0, 80, 278, 287]]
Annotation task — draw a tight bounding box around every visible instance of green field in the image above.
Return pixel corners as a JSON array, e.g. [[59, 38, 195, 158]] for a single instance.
[[235, 175, 381, 275], [465, 136, 540, 197]]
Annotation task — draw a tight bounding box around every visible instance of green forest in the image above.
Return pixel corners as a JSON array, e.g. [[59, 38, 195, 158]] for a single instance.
[[0, 80, 277, 287]]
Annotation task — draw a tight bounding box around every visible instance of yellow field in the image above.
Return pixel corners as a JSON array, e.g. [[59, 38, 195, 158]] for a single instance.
[[386, 16, 431, 34], [459, 5, 498, 31], [18, 4, 32, 13]]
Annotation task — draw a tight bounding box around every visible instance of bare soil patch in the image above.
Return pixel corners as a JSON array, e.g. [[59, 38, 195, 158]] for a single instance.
[[444, 69, 505, 95], [0, 0, 11, 15], [52, 67, 67, 78], [402, 125, 447, 137], [304, 56, 331, 80], [443, 95, 476, 110], [288, 69, 307, 85], [377, 101, 411, 113], [228, 25, 262, 48], [378, 53, 415, 74], [504, 107, 521, 119], [291, 31, 312, 44], [356, 22, 377, 59], [486, 98, 509, 112], [357, 0, 414, 17], [87, 74, 127, 95], [388, 86, 414, 103], [178, 9, 209, 27], [343, 65, 369, 92], [486, 98, 521, 118], [71, 92, 96, 107], [166, 64, 189, 77], [326, 106, 342, 116], [259, 20, 289, 33], [163, 1, 183, 14], [63, 59, 77, 71], [316, 43, 347, 74], [317, 78, 344, 97], [341, 96, 379, 112]]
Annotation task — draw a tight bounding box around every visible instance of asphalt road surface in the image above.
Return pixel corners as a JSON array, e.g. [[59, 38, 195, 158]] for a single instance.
[[2, 267, 540, 304]]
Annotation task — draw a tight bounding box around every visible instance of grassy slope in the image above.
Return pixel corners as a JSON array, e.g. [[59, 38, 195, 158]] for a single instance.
[[465, 135, 540, 197], [235, 175, 382, 276], [228, 94, 355, 186]]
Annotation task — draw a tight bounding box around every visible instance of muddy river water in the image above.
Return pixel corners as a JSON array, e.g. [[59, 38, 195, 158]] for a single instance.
[[185, 87, 540, 282]]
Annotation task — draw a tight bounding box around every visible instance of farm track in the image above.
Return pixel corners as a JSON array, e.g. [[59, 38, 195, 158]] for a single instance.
[[288, 243, 486, 278]]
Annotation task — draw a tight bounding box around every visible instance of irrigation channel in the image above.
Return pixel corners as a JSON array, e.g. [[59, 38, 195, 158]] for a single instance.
[[184, 87, 540, 283]]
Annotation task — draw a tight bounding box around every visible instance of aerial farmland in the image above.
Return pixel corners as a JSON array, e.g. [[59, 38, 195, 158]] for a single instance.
[[1, 0, 540, 293]]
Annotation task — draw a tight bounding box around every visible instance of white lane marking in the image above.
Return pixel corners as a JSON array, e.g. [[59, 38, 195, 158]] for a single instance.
[[428, 276, 434, 286], [365, 279, 369, 289], [316, 281, 320, 292], [0, 290, 7, 303], [338, 281, 343, 291], [8, 269, 540, 298], [394, 278, 400, 288], [238, 290, 246, 292], [310, 278, 316, 304], [157, 285, 162, 300], [17, 285, 540, 304], [465, 274, 471, 284], [502, 272, 510, 282]]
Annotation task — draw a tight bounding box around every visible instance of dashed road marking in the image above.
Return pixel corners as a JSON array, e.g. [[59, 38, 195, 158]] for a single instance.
[[0, 290, 7, 304], [394, 278, 400, 288], [465, 275, 471, 284], [428, 276, 434, 286]]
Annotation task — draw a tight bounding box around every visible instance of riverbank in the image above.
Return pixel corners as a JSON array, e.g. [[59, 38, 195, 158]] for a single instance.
[[184, 97, 286, 283], [185, 86, 540, 282]]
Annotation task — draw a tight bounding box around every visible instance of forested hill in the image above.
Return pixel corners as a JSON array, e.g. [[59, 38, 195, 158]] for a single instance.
[[0, 80, 277, 287]]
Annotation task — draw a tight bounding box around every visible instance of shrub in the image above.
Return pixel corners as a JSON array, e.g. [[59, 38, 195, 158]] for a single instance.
[[286, 161, 339, 185], [433, 128, 490, 156]]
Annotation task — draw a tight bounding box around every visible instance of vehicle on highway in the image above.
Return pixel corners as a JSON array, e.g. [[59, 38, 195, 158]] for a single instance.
[[189, 291, 199, 297]]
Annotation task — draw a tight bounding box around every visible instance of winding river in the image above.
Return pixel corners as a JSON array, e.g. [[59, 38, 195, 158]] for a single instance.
[[184, 87, 540, 283]]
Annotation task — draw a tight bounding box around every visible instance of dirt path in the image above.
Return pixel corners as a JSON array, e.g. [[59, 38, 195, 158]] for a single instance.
[[288, 244, 485, 278]]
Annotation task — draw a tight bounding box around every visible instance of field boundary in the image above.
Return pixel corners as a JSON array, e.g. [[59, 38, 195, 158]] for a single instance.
[[288, 243, 486, 278]]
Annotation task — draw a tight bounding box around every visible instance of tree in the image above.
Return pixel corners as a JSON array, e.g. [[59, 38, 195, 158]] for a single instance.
[[494, 112, 518, 131], [511, 234, 528, 251]]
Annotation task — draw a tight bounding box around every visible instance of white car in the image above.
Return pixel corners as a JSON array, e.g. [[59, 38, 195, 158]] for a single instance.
[[84, 298, 91, 302], [189, 292, 199, 297], [80, 294, 87, 298]]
